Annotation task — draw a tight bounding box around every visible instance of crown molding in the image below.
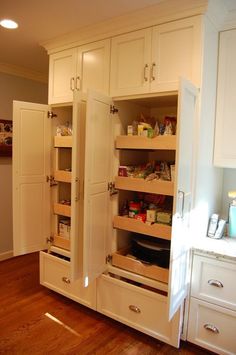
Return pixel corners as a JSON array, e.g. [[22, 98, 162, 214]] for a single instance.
[[42, 0, 208, 54], [0, 62, 48, 84]]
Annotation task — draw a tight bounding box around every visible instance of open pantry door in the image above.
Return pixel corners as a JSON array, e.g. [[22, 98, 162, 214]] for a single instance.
[[168, 79, 198, 320], [82, 90, 113, 287], [13, 101, 51, 255]]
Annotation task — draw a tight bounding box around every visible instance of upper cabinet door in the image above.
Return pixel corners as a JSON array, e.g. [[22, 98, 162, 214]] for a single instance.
[[82, 90, 113, 287], [151, 17, 201, 93], [110, 29, 152, 97], [168, 79, 198, 320], [77, 39, 110, 99], [13, 101, 51, 255], [214, 29, 236, 168], [48, 48, 77, 104]]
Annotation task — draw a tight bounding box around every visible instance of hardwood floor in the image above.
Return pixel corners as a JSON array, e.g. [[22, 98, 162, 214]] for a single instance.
[[0, 253, 213, 355]]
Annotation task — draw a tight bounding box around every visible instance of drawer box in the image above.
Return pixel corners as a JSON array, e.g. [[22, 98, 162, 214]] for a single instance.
[[40, 251, 96, 309], [112, 248, 169, 284], [188, 297, 236, 355], [191, 254, 236, 311], [97, 274, 180, 347]]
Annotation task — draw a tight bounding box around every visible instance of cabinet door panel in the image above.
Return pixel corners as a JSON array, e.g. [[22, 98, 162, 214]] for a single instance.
[[214, 29, 236, 167], [168, 79, 198, 319], [83, 91, 113, 287], [110, 29, 152, 96], [13, 101, 51, 255], [77, 39, 110, 98], [151, 17, 201, 92], [48, 48, 77, 104]]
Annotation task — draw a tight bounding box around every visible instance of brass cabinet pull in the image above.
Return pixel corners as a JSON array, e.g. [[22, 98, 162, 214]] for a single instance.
[[204, 323, 219, 334], [208, 279, 223, 288], [129, 305, 141, 313], [150, 62, 156, 81], [70, 77, 75, 91], [62, 276, 70, 284], [144, 64, 148, 82], [75, 76, 81, 90]]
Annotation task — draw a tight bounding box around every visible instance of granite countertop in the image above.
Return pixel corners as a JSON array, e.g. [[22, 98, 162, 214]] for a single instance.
[[193, 236, 236, 262]]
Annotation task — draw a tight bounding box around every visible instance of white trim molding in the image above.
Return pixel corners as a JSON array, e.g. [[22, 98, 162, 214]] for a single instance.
[[0, 250, 13, 261], [0, 62, 48, 84]]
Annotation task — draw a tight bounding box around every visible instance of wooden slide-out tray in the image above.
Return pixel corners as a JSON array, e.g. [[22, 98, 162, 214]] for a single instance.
[[112, 248, 169, 284], [54, 170, 72, 183], [116, 135, 176, 150], [53, 203, 71, 217], [54, 136, 72, 148], [53, 235, 70, 251]]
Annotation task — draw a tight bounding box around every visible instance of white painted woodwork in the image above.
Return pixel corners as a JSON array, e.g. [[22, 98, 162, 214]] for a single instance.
[[83, 91, 113, 287], [151, 17, 201, 92], [97, 274, 180, 347], [214, 29, 236, 167], [168, 79, 198, 320], [77, 39, 110, 98], [40, 251, 96, 309], [48, 48, 77, 104], [191, 254, 236, 312], [187, 297, 236, 355], [110, 16, 201, 97], [13, 101, 51, 255], [110, 28, 152, 96]]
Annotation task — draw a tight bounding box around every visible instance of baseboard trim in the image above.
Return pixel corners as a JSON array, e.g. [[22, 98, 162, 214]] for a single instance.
[[0, 250, 13, 261]]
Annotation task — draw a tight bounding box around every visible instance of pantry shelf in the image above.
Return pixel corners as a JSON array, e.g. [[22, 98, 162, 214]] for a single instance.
[[54, 170, 72, 183], [115, 176, 174, 196], [53, 203, 71, 217], [113, 216, 171, 241], [54, 136, 72, 148], [115, 135, 176, 150], [53, 235, 70, 251], [112, 248, 169, 284]]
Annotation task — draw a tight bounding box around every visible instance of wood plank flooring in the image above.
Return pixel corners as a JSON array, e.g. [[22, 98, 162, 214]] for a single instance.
[[0, 253, 213, 355]]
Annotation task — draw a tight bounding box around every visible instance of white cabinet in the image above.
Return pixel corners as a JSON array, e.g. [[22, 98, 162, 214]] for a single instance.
[[214, 29, 236, 168], [110, 16, 201, 97], [48, 39, 110, 104], [187, 252, 236, 355]]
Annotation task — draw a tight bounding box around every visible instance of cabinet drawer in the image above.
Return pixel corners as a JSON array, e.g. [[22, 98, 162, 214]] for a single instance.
[[97, 274, 180, 347], [40, 252, 96, 309], [188, 297, 236, 355], [191, 254, 236, 310]]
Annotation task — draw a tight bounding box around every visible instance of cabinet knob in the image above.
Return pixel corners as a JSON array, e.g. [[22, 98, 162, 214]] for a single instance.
[[208, 279, 223, 288], [204, 323, 219, 334], [62, 276, 71, 284], [129, 305, 141, 313]]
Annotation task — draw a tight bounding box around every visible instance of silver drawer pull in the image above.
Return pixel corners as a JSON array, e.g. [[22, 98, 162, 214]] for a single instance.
[[208, 279, 223, 288], [62, 276, 70, 284], [204, 323, 219, 334], [129, 305, 141, 314]]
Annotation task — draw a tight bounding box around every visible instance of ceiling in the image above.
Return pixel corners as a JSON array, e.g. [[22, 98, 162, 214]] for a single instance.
[[0, 0, 235, 79]]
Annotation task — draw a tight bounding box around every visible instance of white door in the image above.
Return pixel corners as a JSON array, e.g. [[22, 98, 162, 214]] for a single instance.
[[168, 79, 198, 320], [82, 90, 113, 287], [48, 48, 77, 104], [13, 101, 51, 255], [77, 39, 110, 98], [151, 17, 201, 92], [110, 28, 152, 97]]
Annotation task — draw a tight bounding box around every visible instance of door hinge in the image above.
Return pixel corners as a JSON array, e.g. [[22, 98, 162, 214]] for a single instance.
[[106, 254, 112, 263], [48, 111, 57, 119], [46, 175, 58, 187], [110, 105, 118, 114], [46, 236, 54, 244], [107, 181, 118, 196]]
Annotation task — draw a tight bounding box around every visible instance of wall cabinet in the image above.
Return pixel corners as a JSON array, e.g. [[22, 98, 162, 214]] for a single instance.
[[110, 16, 201, 97], [187, 252, 236, 355], [48, 39, 110, 104], [214, 29, 236, 168]]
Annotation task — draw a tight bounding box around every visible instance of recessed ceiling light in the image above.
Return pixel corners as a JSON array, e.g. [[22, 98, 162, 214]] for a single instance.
[[0, 19, 18, 29]]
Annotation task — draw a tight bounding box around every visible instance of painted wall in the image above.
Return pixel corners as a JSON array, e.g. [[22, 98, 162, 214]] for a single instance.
[[0, 72, 47, 259]]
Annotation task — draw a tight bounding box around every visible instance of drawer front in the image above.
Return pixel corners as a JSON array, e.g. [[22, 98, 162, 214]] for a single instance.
[[97, 274, 180, 347], [40, 252, 96, 309], [188, 297, 236, 355], [191, 254, 236, 310]]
